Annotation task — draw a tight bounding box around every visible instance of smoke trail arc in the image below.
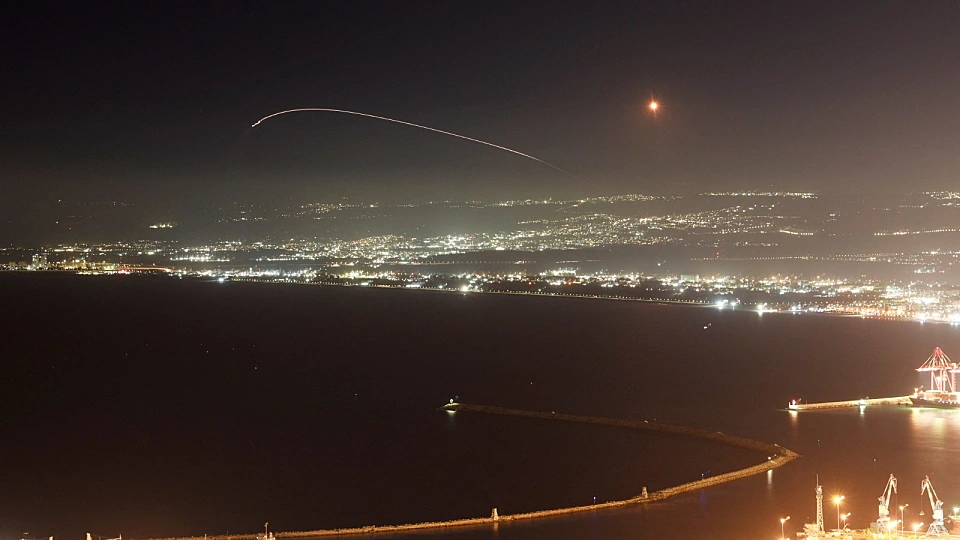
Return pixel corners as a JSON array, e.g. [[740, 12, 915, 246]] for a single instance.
[[251, 108, 580, 180]]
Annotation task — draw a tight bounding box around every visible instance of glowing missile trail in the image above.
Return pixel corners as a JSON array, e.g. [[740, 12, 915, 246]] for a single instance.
[[251, 108, 579, 180]]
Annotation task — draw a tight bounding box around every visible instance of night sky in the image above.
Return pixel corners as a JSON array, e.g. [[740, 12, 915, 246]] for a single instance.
[[4, 1, 960, 210]]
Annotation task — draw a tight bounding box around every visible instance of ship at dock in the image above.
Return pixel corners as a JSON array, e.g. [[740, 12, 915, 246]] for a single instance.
[[910, 347, 960, 409]]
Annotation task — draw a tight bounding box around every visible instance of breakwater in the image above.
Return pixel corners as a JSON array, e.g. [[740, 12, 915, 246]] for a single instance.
[[146, 403, 799, 540], [445, 403, 792, 454], [788, 395, 913, 410]]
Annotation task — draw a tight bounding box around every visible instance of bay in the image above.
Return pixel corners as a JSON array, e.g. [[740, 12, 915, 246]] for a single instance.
[[2, 274, 958, 539]]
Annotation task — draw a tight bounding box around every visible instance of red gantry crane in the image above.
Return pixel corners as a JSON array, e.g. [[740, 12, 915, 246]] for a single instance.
[[916, 347, 956, 395]]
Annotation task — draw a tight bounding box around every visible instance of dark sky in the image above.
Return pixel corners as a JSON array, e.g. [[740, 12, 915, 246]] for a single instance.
[[3, 1, 959, 209]]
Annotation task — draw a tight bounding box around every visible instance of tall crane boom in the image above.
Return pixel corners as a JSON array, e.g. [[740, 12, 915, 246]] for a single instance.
[[922, 476, 948, 536], [877, 474, 897, 528]]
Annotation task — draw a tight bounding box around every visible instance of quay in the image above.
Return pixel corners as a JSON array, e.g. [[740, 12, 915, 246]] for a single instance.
[[146, 403, 799, 540], [803, 531, 960, 539], [788, 396, 913, 411]]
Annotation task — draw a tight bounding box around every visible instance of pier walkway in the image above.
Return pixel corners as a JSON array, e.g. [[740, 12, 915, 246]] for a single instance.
[[146, 403, 800, 540], [788, 395, 913, 411]]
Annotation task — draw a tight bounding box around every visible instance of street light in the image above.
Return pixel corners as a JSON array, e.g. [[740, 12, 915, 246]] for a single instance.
[[780, 516, 791, 539], [914, 522, 923, 536], [833, 495, 845, 531], [840, 512, 851, 530], [900, 504, 909, 538]]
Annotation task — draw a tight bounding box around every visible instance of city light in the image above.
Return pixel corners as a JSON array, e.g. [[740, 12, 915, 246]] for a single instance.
[[8, 192, 960, 324]]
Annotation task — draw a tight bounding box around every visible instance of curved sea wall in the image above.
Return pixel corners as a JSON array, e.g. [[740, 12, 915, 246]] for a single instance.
[[146, 403, 799, 540], [448, 403, 789, 454]]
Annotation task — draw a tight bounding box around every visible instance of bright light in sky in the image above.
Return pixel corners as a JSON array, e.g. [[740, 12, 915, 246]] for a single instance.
[[649, 100, 659, 112]]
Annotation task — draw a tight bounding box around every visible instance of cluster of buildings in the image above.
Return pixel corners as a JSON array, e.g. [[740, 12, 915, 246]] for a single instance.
[[315, 271, 960, 322], [5, 190, 960, 324], [9, 256, 943, 324]]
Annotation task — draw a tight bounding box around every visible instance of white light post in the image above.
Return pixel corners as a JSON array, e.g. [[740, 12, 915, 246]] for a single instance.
[[833, 495, 845, 531], [900, 504, 909, 538], [780, 516, 790, 539]]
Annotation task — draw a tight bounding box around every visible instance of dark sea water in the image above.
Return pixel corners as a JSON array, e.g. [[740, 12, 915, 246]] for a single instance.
[[3, 274, 960, 540]]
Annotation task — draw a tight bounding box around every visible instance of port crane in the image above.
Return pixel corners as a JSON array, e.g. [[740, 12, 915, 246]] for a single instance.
[[916, 347, 957, 394], [921, 476, 948, 536], [877, 474, 897, 530]]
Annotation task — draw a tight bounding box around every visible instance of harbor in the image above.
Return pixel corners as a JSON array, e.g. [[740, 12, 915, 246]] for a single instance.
[[784, 473, 960, 539], [783, 348, 960, 539], [144, 403, 800, 540], [789, 348, 960, 412], [148, 348, 960, 540], [16, 276, 960, 540]]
